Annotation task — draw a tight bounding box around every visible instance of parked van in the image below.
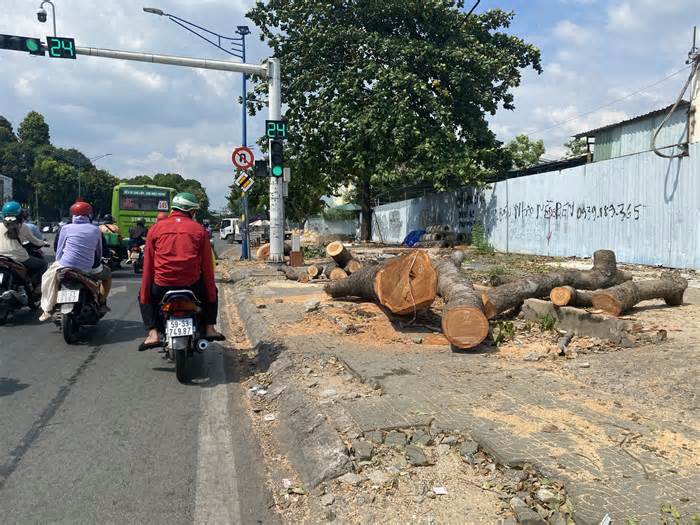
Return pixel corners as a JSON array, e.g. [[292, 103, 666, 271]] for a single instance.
[[219, 217, 241, 243]]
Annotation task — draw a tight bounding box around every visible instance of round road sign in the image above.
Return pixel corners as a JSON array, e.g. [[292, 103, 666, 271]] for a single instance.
[[232, 146, 254, 170]]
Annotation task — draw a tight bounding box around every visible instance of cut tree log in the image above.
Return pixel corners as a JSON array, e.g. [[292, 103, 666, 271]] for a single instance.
[[344, 259, 362, 274], [322, 263, 348, 281], [426, 225, 451, 233], [591, 272, 687, 316], [324, 251, 437, 315], [280, 266, 310, 283], [256, 242, 292, 260], [326, 241, 356, 268], [308, 263, 334, 279], [433, 251, 489, 349], [414, 240, 454, 249], [549, 286, 595, 307], [481, 249, 632, 319]]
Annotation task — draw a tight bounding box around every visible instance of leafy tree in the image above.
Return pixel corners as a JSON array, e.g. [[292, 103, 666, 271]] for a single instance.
[[247, 2, 541, 239], [126, 172, 211, 218], [0, 141, 35, 204], [0, 116, 17, 145], [504, 134, 545, 170], [562, 137, 588, 158], [18, 111, 50, 149], [29, 157, 79, 219], [81, 168, 120, 218]]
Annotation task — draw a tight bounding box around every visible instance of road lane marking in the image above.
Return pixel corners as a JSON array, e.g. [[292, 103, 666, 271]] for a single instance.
[[108, 285, 127, 298], [194, 349, 242, 524]]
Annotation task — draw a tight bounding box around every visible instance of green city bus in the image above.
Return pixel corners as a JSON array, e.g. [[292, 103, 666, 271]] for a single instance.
[[110, 183, 176, 234]]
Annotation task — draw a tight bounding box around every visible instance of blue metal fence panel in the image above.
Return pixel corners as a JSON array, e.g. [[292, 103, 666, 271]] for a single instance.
[[372, 142, 700, 268]]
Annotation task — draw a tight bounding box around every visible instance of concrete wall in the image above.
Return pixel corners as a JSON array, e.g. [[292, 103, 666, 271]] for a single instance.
[[372, 142, 700, 269], [0, 175, 12, 205]]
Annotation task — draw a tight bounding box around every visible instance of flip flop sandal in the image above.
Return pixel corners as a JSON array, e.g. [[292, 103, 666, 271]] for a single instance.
[[138, 341, 163, 352]]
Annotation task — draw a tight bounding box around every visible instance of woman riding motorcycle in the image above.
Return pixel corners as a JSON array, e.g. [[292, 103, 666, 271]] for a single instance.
[[0, 201, 48, 284]]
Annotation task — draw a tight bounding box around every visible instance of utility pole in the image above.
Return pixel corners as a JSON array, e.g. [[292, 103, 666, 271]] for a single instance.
[[689, 27, 700, 144], [267, 58, 284, 263]]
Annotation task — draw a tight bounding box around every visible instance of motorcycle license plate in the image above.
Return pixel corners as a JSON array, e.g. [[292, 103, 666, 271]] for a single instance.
[[57, 289, 80, 304], [166, 318, 194, 337]]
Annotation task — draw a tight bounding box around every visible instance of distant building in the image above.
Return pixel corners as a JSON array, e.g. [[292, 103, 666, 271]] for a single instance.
[[574, 101, 690, 162], [0, 174, 12, 205]]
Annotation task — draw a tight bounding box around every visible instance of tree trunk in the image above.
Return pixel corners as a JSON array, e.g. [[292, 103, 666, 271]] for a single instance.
[[414, 240, 454, 249], [308, 263, 334, 279], [344, 259, 362, 274], [433, 251, 489, 349], [280, 266, 310, 283], [420, 233, 444, 241], [591, 272, 687, 316], [321, 263, 346, 280], [360, 177, 372, 241], [326, 241, 357, 268], [481, 250, 632, 318], [549, 286, 595, 307], [256, 241, 292, 260], [324, 251, 437, 315]]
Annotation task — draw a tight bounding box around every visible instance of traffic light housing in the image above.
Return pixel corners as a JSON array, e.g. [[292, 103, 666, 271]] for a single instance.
[[254, 159, 268, 178], [269, 139, 283, 178], [0, 34, 44, 56]]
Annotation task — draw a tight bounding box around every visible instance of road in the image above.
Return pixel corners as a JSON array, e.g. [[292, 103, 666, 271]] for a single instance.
[[0, 237, 276, 524]]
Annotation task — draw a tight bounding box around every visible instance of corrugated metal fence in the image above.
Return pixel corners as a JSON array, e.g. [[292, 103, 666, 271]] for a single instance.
[[372, 142, 700, 269]]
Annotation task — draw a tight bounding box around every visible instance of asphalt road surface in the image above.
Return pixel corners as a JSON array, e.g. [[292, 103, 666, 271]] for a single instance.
[[0, 238, 277, 523]]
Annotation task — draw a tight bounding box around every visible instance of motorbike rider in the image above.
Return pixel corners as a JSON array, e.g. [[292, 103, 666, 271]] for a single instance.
[[128, 217, 148, 250], [0, 201, 49, 284], [39, 201, 112, 322], [99, 214, 120, 235], [99, 213, 124, 260], [138, 192, 225, 351], [21, 208, 44, 241]]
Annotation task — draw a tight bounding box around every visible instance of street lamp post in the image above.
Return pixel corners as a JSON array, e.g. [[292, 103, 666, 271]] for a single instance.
[[51, 151, 112, 198], [143, 7, 252, 259]]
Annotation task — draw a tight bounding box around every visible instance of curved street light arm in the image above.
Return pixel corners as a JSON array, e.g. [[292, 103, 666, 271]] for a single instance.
[[39, 0, 57, 37]]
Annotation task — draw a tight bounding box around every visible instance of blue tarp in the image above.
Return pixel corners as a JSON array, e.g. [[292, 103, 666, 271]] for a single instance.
[[403, 229, 426, 247]]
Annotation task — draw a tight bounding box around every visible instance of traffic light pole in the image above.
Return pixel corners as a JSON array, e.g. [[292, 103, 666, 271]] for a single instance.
[[267, 58, 284, 263], [54, 43, 281, 258]]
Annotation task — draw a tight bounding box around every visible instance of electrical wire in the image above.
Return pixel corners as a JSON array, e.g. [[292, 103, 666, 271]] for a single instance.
[[651, 60, 698, 158], [522, 65, 691, 138]]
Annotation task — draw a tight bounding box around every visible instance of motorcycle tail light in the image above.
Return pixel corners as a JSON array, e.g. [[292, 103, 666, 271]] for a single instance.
[[161, 300, 197, 314]]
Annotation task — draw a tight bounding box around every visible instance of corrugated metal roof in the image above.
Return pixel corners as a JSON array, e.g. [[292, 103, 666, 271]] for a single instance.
[[573, 100, 689, 138]]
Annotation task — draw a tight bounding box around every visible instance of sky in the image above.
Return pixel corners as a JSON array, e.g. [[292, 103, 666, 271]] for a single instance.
[[0, 1, 697, 208]]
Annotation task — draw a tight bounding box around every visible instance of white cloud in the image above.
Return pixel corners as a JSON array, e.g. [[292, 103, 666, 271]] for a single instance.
[[552, 20, 592, 46], [607, 3, 639, 31]]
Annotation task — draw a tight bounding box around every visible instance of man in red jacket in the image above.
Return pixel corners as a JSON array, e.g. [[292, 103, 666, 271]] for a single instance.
[[138, 192, 225, 351]]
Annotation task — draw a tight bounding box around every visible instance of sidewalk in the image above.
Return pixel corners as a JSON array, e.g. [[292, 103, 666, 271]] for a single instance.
[[221, 267, 699, 524]]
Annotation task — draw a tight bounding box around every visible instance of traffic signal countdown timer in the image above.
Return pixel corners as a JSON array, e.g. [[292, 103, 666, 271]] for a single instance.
[[46, 37, 76, 59], [0, 34, 44, 55]]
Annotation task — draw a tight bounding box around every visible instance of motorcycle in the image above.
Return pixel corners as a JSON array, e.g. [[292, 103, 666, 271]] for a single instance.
[[159, 289, 207, 383], [127, 244, 144, 274], [104, 249, 123, 271], [0, 242, 45, 324], [53, 268, 106, 344]]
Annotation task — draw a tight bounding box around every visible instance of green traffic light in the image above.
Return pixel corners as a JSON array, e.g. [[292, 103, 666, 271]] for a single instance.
[[25, 39, 39, 52], [272, 166, 283, 177]]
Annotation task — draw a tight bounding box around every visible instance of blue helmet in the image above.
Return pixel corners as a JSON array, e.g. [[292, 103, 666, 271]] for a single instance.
[[2, 201, 22, 219]]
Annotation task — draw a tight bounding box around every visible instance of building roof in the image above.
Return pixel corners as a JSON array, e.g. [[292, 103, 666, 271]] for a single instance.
[[573, 100, 689, 138]]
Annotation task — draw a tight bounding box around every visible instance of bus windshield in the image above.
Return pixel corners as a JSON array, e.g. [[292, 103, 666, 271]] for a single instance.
[[118, 187, 170, 212]]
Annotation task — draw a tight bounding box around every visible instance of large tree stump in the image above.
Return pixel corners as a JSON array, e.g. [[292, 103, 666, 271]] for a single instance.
[[324, 251, 437, 315], [591, 272, 687, 316], [481, 250, 632, 318], [256, 242, 292, 260], [433, 251, 489, 349], [550, 286, 595, 307]]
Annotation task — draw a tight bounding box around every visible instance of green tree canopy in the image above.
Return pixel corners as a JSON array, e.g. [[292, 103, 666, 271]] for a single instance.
[[563, 137, 588, 158], [18, 111, 50, 149], [0, 116, 17, 145], [125, 172, 211, 218], [504, 134, 545, 170], [247, 1, 541, 238]]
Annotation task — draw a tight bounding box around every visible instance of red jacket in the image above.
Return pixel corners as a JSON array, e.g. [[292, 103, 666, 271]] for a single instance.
[[139, 211, 216, 304]]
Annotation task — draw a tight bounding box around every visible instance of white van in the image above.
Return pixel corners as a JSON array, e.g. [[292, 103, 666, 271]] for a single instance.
[[219, 217, 241, 243]]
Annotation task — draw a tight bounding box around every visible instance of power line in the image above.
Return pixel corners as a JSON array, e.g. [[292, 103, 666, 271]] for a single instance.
[[521, 65, 691, 138]]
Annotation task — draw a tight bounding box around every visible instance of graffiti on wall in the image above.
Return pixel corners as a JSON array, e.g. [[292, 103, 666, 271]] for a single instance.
[[488, 200, 646, 223]]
